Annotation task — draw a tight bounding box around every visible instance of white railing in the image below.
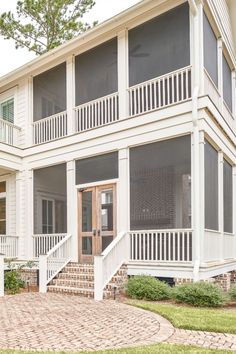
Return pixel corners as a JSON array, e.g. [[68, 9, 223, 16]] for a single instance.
[[0, 118, 20, 146], [0, 254, 3, 296], [0, 235, 19, 258], [129, 229, 192, 262], [128, 66, 192, 116], [204, 230, 221, 262], [33, 111, 67, 144], [74, 92, 119, 132], [32, 234, 67, 258], [204, 69, 221, 110], [39, 233, 72, 293], [223, 233, 235, 260], [94, 231, 128, 301]]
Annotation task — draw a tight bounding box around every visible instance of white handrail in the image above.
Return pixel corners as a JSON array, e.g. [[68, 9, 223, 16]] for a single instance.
[[32, 233, 66, 258], [94, 231, 128, 301], [0, 118, 21, 146], [39, 233, 72, 293], [0, 236, 19, 258]]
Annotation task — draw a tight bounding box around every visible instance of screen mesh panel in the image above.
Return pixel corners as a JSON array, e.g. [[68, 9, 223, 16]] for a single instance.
[[130, 135, 191, 230], [34, 163, 67, 234], [76, 152, 118, 185], [205, 141, 218, 230], [203, 12, 218, 87], [33, 63, 66, 121], [129, 3, 190, 86], [75, 38, 118, 105], [223, 54, 232, 111], [224, 159, 233, 233]]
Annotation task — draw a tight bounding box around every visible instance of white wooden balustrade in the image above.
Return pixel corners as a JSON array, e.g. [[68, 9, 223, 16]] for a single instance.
[[74, 92, 119, 132], [33, 111, 67, 144], [0, 236, 19, 258], [32, 234, 67, 258], [94, 231, 129, 301], [39, 233, 72, 293], [0, 118, 20, 146], [129, 230, 192, 262], [128, 66, 192, 116]]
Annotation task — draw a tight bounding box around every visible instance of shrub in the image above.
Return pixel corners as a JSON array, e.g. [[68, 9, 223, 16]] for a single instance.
[[172, 282, 228, 307], [229, 285, 236, 301], [4, 270, 25, 295], [126, 275, 171, 301]]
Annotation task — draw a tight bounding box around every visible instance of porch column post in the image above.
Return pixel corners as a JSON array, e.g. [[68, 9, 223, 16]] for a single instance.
[[218, 151, 224, 261], [118, 29, 129, 119], [66, 56, 75, 135], [25, 169, 34, 259], [232, 71, 236, 122], [66, 160, 77, 261], [16, 170, 26, 259], [233, 166, 236, 247], [192, 129, 205, 280], [118, 148, 129, 233], [26, 77, 33, 146]]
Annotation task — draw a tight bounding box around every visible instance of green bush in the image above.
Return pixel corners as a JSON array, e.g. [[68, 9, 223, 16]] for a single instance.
[[4, 270, 25, 294], [229, 285, 236, 301], [172, 282, 228, 307], [126, 275, 171, 301]]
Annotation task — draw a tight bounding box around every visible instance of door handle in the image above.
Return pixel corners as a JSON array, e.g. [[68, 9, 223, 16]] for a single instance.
[[97, 229, 101, 236], [92, 229, 96, 236]]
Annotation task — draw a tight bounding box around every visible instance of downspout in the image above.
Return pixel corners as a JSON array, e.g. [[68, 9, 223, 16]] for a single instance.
[[189, 0, 200, 280]]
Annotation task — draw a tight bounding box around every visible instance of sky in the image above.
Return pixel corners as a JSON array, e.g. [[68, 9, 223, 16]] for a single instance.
[[0, 0, 140, 77]]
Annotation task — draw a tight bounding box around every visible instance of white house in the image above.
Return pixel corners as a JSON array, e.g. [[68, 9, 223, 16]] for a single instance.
[[0, 0, 236, 300]]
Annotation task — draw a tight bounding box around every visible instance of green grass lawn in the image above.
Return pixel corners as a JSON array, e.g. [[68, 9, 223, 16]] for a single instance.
[[0, 345, 234, 354], [127, 300, 236, 334]]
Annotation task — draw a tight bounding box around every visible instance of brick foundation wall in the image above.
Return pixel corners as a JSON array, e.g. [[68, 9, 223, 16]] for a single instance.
[[19, 269, 38, 287], [104, 264, 128, 299], [230, 271, 236, 286], [214, 272, 231, 292]]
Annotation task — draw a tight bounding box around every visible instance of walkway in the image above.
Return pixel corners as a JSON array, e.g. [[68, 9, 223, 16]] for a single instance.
[[1, 293, 236, 352]]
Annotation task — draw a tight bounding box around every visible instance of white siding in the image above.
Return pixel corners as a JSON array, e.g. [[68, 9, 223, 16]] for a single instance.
[[6, 174, 16, 235], [15, 79, 28, 147]]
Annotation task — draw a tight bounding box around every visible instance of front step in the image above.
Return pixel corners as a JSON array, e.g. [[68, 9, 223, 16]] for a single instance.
[[47, 262, 128, 299]]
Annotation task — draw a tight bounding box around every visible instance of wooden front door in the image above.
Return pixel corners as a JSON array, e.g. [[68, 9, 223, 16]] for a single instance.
[[78, 184, 116, 263]]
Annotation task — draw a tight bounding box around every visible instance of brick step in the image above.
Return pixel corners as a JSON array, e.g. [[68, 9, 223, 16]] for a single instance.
[[51, 278, 94, 289], [47, 285, 94, 298], [57, 272, 94, 281], [63, 265, 94, 274]]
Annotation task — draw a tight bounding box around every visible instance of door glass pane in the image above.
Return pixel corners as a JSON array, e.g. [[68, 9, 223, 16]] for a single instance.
[[101, 190, 113, 231], [82, 237, 92, 255], [0, 182, 6, 193], [82, 192, 92, 232], [102, 236, 113, 252]]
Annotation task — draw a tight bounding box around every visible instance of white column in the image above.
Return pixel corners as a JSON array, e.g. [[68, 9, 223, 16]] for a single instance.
[[233, 166, 236, 238], [232, 71, 236, 120], [66, 160, 77, 261], [66, 56, 75, 135], [218, 151, 224, 261], [192, 130, 205, 280], [25, 169, 34, 259], [26, 77, 33, 146], [118, 148, 129, 233], [16, 170, 26, 259], [118, 30, 129, 119], [217, 38, 223, 110]]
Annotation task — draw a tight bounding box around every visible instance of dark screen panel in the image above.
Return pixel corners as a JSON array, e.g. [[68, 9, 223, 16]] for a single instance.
[[33, 63, 66, 121], [205, 141, 218, 230], [130, 135, 191, 230], [224, 159, 233, 233], [203, 12, 218, 87], [76, 152, 118, 184], [223, 54, 232, 111], [75, 38, 118, 105], [129, 3, 190, 86]]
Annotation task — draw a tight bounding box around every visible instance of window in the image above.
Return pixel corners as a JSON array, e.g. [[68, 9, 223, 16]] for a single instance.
[[222, 54, 232, 111], [223, 159, 233, 233], [33, 63, 66, 121], [203, 12, 218, 87], [129, 3, 190, 86], [75, 38, 118, 105], [205, 141, 218, 230], [75, 152, 118, 185], [0, 182, 6, 235], [34, 164, 67, 234], [0, 98, 14, 123], [130, 136, 191, 230]]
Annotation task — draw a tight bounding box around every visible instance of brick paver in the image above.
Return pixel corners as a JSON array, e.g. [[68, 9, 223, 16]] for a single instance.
[[0, 293, 173, 352]]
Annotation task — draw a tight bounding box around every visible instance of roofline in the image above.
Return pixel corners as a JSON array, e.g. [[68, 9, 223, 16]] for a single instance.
[[0, 0, 164, 87]]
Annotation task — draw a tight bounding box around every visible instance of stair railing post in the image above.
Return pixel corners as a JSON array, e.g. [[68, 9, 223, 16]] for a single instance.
[[94, 255, 103, 301], [39, 254, 48, 293], [0, 253, 4, 297]]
